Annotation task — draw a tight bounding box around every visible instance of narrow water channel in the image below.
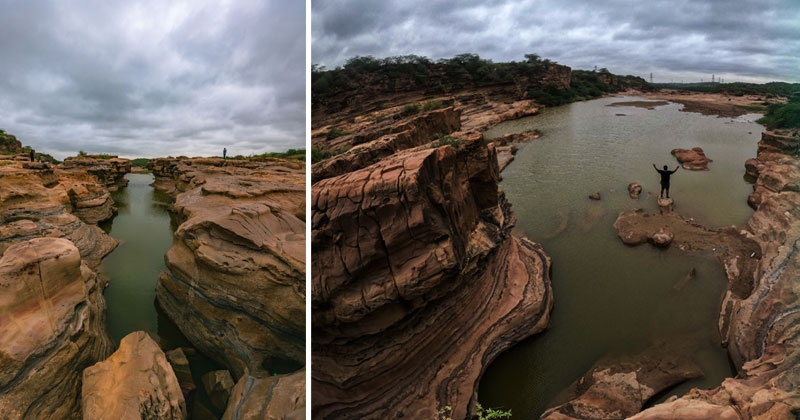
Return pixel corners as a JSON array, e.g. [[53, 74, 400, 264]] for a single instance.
[[100, 173, 223, 417], [479, 97, 763, 417], [100, 173, 180, 345]]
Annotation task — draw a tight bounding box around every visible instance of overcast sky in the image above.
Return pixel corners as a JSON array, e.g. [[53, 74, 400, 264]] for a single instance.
[[0, 0, 305, 160], [312, 0, 800, 85]]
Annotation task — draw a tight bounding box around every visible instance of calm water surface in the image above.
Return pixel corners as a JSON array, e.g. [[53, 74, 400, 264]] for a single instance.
[[100, 173, 178, 345], [479, 97, 764, 418]]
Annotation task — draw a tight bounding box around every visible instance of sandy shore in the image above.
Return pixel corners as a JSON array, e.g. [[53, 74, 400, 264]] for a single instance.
[[620, 89, 779, 118]]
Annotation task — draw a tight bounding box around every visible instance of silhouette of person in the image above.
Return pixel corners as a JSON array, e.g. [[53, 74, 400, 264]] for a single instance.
[[223, 147, 227, 160], [29, 149, 35, 162], [653, 164, 679, 198]]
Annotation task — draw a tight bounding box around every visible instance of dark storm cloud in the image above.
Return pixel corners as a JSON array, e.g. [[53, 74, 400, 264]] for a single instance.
[[312, 0, 799, 84], [0, 0, 305, 160]]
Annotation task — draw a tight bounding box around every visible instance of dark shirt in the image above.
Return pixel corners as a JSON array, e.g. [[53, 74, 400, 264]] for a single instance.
[[657, 169, 675, 185]]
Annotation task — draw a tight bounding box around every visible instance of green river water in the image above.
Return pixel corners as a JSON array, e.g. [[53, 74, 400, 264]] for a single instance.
[[100, 173, 222, 417], [479, 96, 764, 418]]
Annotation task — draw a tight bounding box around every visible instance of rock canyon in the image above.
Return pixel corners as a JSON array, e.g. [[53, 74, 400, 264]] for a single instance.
[[0, 130, 306, 419], [312, 59, 800, 420]]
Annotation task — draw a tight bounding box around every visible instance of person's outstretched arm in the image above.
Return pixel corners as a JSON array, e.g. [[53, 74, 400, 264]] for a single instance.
[[653, 163, 658, 171], [673, 165, 680, 173]]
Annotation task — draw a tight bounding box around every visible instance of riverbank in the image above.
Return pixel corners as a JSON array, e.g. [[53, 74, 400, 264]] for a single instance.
[[635, 89, 776, 118]]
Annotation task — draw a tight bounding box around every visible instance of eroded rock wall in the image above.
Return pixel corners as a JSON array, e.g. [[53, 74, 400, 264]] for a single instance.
[[312, 139, 553, 419], [0, 238, 112, 420], [148, 158, 306, 412]]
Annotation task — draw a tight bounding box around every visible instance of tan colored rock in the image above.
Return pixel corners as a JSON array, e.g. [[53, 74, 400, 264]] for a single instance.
[[312, 141, 552, 419], [60, 155, 131, 191], [671, 147, 712, 170], [82, 331, 186, 420], [150, 158, 306, 381], [222, 369, 305, 420], [0, 237, 112, 420], [0, 164, 118, 264], [312, 107, 462, 183]]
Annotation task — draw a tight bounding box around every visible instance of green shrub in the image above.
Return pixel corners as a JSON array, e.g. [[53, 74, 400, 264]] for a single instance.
[[327, 127, 350, 140], [757, 100, 800, 130], [311, 145, 331, 163], [436, 134, 462, 148]]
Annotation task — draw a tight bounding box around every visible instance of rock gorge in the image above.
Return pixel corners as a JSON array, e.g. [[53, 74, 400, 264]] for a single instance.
[[311, 63, 567, 418], [147, 157, 307, 417], [1, 147, 307, 418]]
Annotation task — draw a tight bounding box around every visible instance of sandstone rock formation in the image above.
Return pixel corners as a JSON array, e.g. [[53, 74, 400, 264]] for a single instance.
[[82, 331, 186, 420], [312, 139, 553, 419], [671, 147, 712, 170], [0, 163, 120, 265], [223, 369, 305, 420], [540, 343, 703, 420], [148, 157, 306, 413], [312, 107, 462, 183], [0, 237, 112, 420], [629, 130, 800, 418], [60, 155, 131, 191]]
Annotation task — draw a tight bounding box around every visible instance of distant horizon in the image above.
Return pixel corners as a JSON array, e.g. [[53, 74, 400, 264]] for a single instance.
[[313, 0, 800, 85], [312, 52, 800, 86]]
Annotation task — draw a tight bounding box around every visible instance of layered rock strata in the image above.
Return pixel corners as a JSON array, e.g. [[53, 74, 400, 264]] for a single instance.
[[0, 237, 112, 419], [148, 158, 306, 412], [0, 163, 120, 264], [60, 155, 131, 191], [82, 331, 186, 420], [312, 140, 553, 419], [628, 130, 800, 418]]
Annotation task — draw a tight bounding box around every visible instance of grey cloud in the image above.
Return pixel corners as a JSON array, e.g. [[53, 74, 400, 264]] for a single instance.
[[313, 0, 800, 84], [0, 0, 305, 160]]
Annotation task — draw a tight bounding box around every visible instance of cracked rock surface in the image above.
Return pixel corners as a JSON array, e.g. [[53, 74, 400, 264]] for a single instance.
[[312, 140, 553, 419]]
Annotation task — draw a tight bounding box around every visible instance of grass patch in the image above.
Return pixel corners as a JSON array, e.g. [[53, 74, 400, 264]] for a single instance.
[[422, 100, 444, 111], [735, 104, 768, 112]]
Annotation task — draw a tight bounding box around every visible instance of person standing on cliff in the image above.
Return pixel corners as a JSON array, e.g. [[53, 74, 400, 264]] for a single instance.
[[653, 164, 679, 198], [223, 147, 227, 160], [29, 149, 35, 162]]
